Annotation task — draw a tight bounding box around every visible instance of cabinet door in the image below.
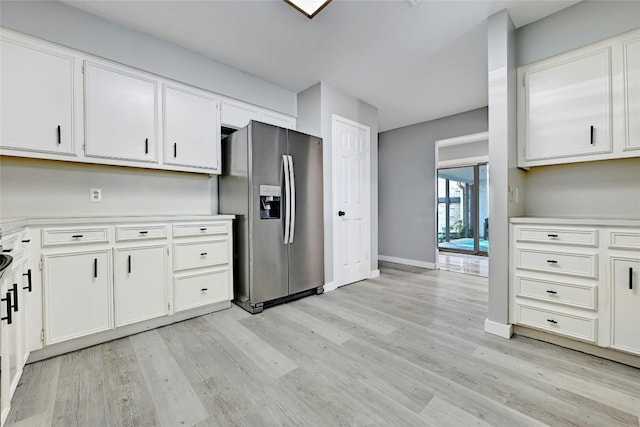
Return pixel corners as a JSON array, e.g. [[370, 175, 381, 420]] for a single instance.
[[84, 61, 158, 162], [611, 257, 640, 355], [260, 110, 296, 130], [44, 250, 112, 344], [163, 84, 220, 171], [221, 99, 260, 129], [524, 48, 612, 162], [0, 37, 75, 155], [114, 245, 167, 327], [0, 268, 23, 422], [623, 37, 640, 150]]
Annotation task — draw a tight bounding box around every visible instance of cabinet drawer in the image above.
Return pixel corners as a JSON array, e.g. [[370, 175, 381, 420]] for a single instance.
[[609, 231, 640, 250], [173, 222, 228, 238], [42, 227, 109, 247], [173, 238, 228, 271], [516, 248, 597, 279], [515, 227, 597, 247], [174, 268, 230, 312], [515, 276, 596, 309], [115, 225, 167, 242], [517, 305, 596, 343]]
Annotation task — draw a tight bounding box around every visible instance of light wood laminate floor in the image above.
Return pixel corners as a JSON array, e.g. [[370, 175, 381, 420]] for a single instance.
[[7, 263, 640, 426]]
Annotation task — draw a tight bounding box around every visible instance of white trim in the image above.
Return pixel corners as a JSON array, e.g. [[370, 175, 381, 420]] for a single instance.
[[331, 114, 371, 288], [438, 155, 489, 169], [484, 318, 513, 339], [323, 281, 338, 292], [369, 269, 380, 278], [436, 131, 489, 147], [378, 255, 436, 270]]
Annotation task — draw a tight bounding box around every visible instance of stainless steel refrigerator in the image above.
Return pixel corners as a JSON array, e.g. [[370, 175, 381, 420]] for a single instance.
[[219, 121, 324, 314]]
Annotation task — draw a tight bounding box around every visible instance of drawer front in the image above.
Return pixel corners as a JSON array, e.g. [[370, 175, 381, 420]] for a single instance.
[[515, 227, 597, 247], [174, 269, 230, 312], [42, 227, 109, 247], [173, 238, 228, 271], [1, 229, 28, 261], [116, 225, 167, 242], [173, 222, 228, 238], [609, 231, 640, 250], [517, 305, 596, 343], [515, 276, 596, 309], [517, 248, 597, 279]]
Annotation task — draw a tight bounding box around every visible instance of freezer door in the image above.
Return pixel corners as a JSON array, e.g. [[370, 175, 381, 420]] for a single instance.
[[249, 122, 289, 303], [287, 130, 324, 294]]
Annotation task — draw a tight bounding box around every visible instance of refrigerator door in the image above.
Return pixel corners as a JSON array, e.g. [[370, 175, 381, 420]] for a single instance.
[[287, 130, 324, 294], [249, 122, 289, 304]]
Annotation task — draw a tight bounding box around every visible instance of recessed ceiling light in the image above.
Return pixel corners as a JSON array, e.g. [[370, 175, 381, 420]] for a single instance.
[[285, 0, 332, 19]]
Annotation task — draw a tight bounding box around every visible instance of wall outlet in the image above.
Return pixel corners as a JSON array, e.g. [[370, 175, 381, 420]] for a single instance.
[[90, 188, 102, 203]]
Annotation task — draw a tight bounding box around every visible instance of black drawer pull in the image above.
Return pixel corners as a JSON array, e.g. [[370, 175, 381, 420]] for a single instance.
[[546, 260, 558, 264], [200, 252, 208, 256], [21, 239, 31, 243], [57, 125, 61, 145], [2, 249, 12, 253], [199, 228, 207, 231], [630, 267, 634, 290], [1, 292, 12, 324], [11, 283, 18, 312], [139, 231, 148, 235], [72, 235, 84, 239], [547, 234, 558, 238], [23, 269, 32, 292], [546, 319, 558, 324], [546, 290, 557, 294], [201, 288, 208, 292], [94, 258, 98, 278]]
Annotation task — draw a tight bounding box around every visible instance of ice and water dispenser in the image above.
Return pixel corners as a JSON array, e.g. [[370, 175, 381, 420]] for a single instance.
[[259, 185, 281, 219]]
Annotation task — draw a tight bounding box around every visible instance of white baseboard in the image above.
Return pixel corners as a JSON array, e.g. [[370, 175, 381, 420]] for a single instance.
[[378, 255, 436, 269], [484, 318, 513, 339], [323, 281, 338, 292], [370, 269, 380, 278]]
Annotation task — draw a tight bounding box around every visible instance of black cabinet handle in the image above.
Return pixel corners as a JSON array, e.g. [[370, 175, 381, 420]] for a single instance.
[[21, 239, 31, 243], [546, 319, 558, 324], [1, 292, 12, 325], [94, 258, 98, 278], [128, 255, 132, 274], [11, 283, 18, 312], [72, 235, 83, 239], [173, 143, 177, 158], [57, 125, 61, 145], [590, 125, 594, 145], [546, 260, 558, 264], [200, 288, 208, 292], [200, 252, 208, 256], [145, 138, 149, 154], [200, 228, 207, 231], [546, 290, 557, 294], [547, 234, 558, 238], [23, 269, 32, 292], [338, 211, 346, 217], [139, 231, 148, 235], [630, 267, 634, 290], [2, 249, 12, 253]]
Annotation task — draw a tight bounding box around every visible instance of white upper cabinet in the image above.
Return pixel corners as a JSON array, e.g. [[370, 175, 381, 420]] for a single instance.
[[622, 35, 640, 151], [84, 61, 158, 162], [0, 34, 75, 155], [220, 99, 261, 129], [518, 28, 640, 168], [163, 84, 220, 172], [260, 110, 296, 130]]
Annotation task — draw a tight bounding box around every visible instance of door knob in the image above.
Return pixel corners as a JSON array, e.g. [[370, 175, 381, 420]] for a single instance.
[[338, 211, 345, 217]]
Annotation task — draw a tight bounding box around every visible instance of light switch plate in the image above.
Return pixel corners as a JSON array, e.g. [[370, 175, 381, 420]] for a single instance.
[[90, 188, 102, 203]]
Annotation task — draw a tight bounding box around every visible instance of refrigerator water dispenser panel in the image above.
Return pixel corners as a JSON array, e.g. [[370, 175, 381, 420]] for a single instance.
[[259, 185, 281, 219]]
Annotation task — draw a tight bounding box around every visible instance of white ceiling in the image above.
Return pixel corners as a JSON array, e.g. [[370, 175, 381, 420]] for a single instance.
[[61, 0, 580, 132]]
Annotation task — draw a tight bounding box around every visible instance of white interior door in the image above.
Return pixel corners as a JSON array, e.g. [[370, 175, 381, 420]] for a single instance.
[[333, 115, 370, 287]]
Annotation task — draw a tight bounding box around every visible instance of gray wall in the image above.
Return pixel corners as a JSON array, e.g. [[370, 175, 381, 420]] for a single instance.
[[517, 1, 640, 220], [297, 82, 379, 286], [0, 0, 297, 218], [378, 108, 488, 265], [518, 1, 640, 66], [438, 140, 488, 163]]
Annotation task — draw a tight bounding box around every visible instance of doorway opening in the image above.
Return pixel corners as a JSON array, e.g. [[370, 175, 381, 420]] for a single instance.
[[437, 163, 489, 255]]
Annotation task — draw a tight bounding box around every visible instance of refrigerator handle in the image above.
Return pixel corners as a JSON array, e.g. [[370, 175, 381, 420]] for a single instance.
[[288, 155, 296, 244], [283, 154, 291, 244]]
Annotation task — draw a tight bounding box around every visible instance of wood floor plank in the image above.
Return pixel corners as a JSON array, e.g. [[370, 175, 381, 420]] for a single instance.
[[129, 330, 208, 426], [420, 396, 494, 427]]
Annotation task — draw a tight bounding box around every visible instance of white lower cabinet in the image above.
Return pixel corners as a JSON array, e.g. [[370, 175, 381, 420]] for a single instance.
[[510, 219, 640, 356], [44, 250, 112, 344], [114, 245, 167, 327], [610, 257, 640, 354], [174, 269, 230, 313]]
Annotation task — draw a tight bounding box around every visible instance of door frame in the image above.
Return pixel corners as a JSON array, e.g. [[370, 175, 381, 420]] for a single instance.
[[434, 131, 489, 259], [331, 114, 371, 290]]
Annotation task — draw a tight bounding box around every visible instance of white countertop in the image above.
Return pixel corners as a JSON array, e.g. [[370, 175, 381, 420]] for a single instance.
[[509, 217, 640, 227]]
